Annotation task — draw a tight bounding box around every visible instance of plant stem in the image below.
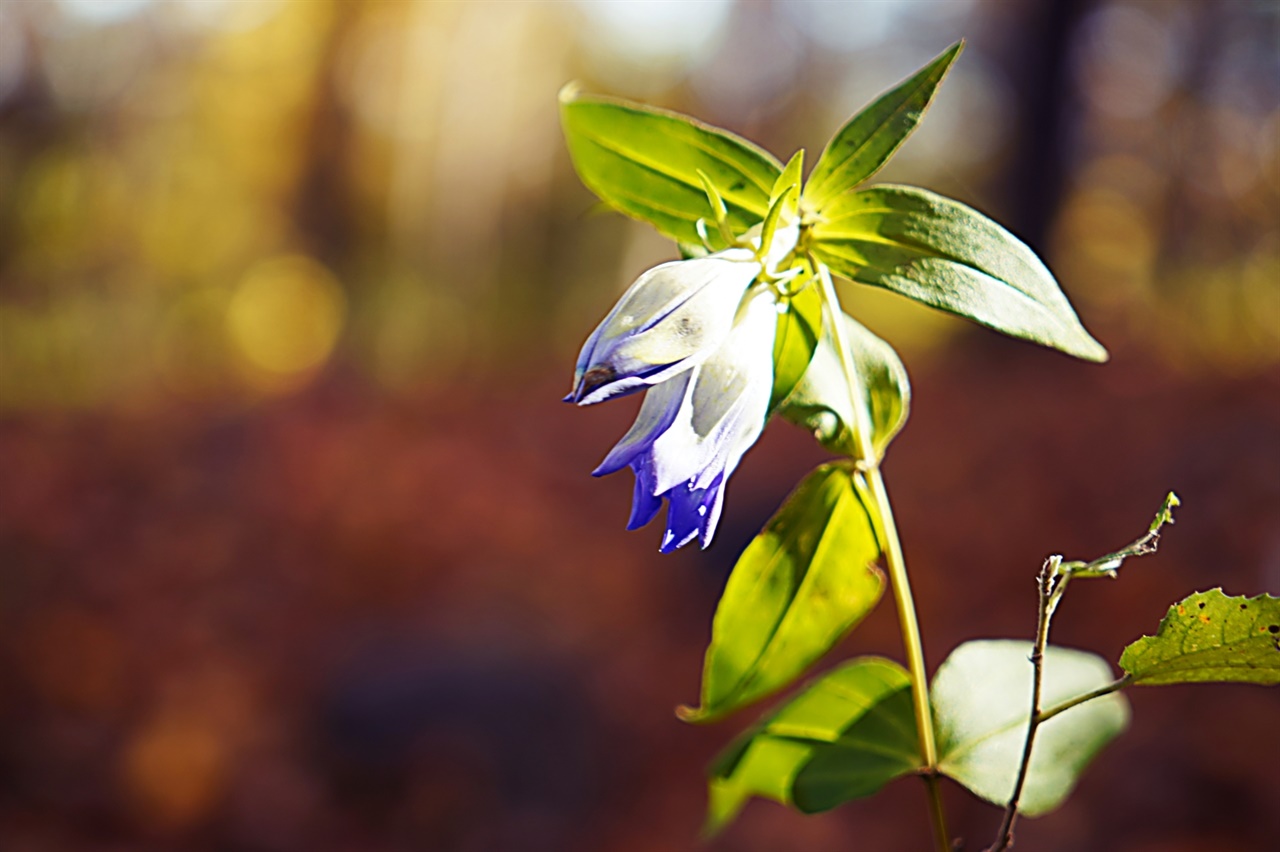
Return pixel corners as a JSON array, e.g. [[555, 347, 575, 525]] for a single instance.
[[1038, 675, 1131, 725], [815, 263, 948, 852], [988, 560, 1064, 852], [987, 494, 1171, 851], [868, 465, 947, 852]]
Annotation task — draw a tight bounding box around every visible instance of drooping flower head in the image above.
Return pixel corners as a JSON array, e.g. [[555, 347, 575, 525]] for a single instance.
[[567, 225, 798, 406], [568, 224, 799, 550], [565, 247, 759, 406], [594, 288, 779, 551]]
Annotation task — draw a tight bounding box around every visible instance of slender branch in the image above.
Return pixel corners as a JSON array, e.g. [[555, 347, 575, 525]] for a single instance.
[[988, 559, 1067, 852], [1038, 675, 1132, 725], [987, 493, 1175, 851], [1059, 492, 1179, 579], [814, 261, 949, 852]]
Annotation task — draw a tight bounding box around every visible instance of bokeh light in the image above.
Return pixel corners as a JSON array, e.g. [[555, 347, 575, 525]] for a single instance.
[[226, 255, 346, 386], [0, 2, 1276, 851]]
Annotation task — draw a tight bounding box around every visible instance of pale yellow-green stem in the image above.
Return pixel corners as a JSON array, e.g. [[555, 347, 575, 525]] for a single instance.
[[813, 260, 949, 852]]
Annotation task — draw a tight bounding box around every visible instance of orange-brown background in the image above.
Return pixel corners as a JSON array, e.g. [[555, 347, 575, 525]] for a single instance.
[[1, 1, 1277, 850]]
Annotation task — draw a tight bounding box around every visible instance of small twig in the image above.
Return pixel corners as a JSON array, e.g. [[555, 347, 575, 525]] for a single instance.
[[1037, 674, 1132, 725], [985, 493, 1178, 851], [1058, 492, 1180, 580], [987, 557, 1068, 852]]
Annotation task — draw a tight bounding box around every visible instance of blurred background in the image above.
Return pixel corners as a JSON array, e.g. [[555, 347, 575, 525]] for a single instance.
[[0, 0, 1277, 850]]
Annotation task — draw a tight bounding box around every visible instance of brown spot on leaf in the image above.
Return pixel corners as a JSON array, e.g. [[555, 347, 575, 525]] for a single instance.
[[1199, 614, 1212, 624]]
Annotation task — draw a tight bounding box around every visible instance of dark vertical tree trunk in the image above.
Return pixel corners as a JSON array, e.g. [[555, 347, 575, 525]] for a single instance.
[[292, 2, 362, 274], [1004, 0, 1096, 255]]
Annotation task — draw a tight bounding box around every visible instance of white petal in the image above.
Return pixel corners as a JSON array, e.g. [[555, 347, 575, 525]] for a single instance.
[[570, 248, 762, 404], [593, 369, 694, 477], [649, 287, 778, 494]]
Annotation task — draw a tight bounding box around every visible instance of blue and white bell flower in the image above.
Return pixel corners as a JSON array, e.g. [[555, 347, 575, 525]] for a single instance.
[[568, 224, 799, 551], [594, 288, 779, 551], [566, 225, 798, 406]]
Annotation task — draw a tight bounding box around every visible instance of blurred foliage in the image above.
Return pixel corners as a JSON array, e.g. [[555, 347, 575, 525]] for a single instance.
[[0, 2, 1277, 851], [0, 0, 1276, 412]]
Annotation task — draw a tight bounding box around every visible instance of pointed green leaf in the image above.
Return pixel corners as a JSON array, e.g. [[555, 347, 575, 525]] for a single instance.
[[680, 464, 885, 723], [771, 149, 804, 221], [781, 311, 910, 460], [803, 41, 963, 207], [706, 657, 920, 834], [1120, 589, 1280, 686], [759, 185, 798, 267], [769, 282, 823, 413], [559, 87, 783, 246], [933, 640, 1130, 817], [811, 185, 1108, 361]]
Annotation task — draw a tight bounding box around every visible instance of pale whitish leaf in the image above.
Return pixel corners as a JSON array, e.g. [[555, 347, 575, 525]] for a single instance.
[[933, 640, 1129, 816]]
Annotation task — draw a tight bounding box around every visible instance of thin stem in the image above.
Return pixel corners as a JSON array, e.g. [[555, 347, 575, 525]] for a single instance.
[[923, 771, 951, 852], [1038, 675, 1132, 725], [872, 466, 948, 852], [988, 562, 1064, 852], [814, 262, 948, 852], [987, 494, 1172, 851]]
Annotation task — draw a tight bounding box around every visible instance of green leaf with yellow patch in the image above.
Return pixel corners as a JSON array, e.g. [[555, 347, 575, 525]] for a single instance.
[[1120, 589, 1280, 686]]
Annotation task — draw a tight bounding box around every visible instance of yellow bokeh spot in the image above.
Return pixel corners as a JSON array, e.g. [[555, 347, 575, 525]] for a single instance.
[[226, 254, 346, 385]]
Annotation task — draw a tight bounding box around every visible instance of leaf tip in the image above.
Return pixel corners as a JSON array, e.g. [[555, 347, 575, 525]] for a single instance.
[[1073, 335, 1110, 363], [676, 703, 713, 725], [557, 81, 582, 105], [701, 785, 742, 839], [928, 39, 965, 76]]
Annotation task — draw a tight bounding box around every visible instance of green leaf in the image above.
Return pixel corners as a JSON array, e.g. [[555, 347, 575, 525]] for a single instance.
[[680, 464, 885, 723], [803, 41, 963, 208], [771, 149, 804, 221], [769, 282, 823, 413], [933, 640, 1130, 817], [706, 657, 920, 834], [780, 311, 910, 460], [559, 86, 783, 246], [1119, 589, 1280, 686], [678, 241, 710, 260], [811, 185, 1108, 362], [759, 185, 798, 268]]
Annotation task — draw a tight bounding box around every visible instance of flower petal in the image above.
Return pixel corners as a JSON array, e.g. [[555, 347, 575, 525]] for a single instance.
[[659, 474, 727, 553], [568, 249, 761, 405], [593, 287, 778, 552], [593, 369, 694, 477], [626, 455, 664, 530], [650, 287, 779, 496]]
